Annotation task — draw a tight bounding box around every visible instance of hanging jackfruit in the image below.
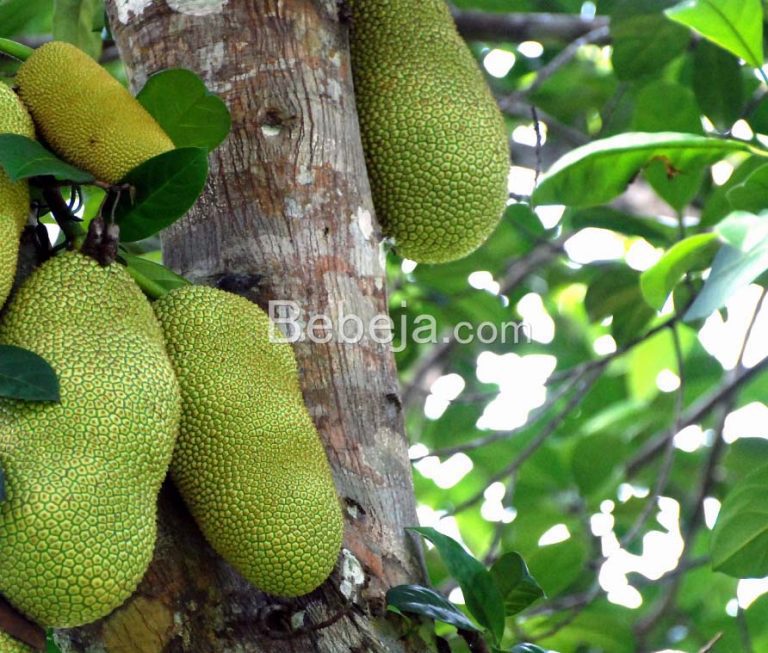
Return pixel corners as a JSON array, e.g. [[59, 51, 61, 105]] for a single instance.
[[348, 0, 509, 263], [0, 83, 34, 308], [153, 286, 343, 597], [0, 251, 181, 627], [15, 41, 173, 183]]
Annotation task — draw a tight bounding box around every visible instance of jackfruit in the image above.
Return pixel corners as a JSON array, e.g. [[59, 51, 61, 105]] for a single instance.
[[153, 286, 343, 597], [348, 0, 509, 263], [0, 83, 34, 307], [0, 251, 180, 627], [0, 630, 32, 653], [15, 41, 173, 183]]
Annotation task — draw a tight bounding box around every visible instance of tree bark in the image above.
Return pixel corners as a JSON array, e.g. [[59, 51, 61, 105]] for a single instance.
[[55, 1, 426, 651]]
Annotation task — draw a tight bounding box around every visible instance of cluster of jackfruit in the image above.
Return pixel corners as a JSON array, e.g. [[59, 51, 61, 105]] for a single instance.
[[348, 0, 510, 264], [0, 40, 342, 646]]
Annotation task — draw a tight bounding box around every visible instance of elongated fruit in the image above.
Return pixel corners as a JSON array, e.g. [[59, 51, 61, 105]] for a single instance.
[[0, 83, 34, 307], [153, 286, 343, 597], [0, 630, 31, 653], [0, 251, 181, 627], [348, 0, 509, 263], [15, 41, 173, 183]]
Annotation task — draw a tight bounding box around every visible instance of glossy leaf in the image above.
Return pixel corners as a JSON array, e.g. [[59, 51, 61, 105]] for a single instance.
[[640, 233, 719, 309], [120, 252, 190, 299], [0, 345, 60, 402], [410, 527, 505, 643], [0, 134, 94, 183], [666, 0, 763, 68], [114, 147, 208, 242], [138, 69, 231, 152], [532, 132, 756, 208], [386, 584, 480, 631], [489, 552, 544, 615], [693, 40, 744, 129]]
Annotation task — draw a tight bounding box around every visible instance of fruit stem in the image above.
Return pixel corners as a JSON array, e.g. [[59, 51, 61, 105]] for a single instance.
[[0, 38, 33, 62]]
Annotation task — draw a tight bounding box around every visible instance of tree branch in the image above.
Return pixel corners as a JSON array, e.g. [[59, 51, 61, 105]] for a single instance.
[[451, 8, 609, 44]]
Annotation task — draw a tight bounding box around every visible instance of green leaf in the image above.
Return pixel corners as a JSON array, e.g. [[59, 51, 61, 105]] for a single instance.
[[0, 134, 94, 184], [532, 132, 756, 208], [0, 0, 51, 37], [489, 552, 544, 616], [113, 147, 209, 242], [633, 81, 704, 135], [386, 584, 480, 632], [120, 252, 190, 299], [0, 345, 60, 402], [685, 214, 768, 319], [584, 265, 655, 344], [137, 69, 231, 152], [52, 0, 103, 59], [510, 645, 547, 653], [611, 10, 691, 80], [728, 163, 768, 213], [571, 432, 628, 496], [409, 527, 505, 643], [711, 463, 768, 577], [666, 0, 763, 68], [693, 40, 744, 129], [526, 537, 589, 597], [640, 233, 719, 309]]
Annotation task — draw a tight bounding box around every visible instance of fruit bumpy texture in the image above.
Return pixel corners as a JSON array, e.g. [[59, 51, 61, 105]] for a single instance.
[[0, 83, 34, 308], [0, 252, 181, 627], [153, 286, 343, 597], [348, 0, 509, 263], [0, 630, 32, 653], [15, 41, 174, 183]]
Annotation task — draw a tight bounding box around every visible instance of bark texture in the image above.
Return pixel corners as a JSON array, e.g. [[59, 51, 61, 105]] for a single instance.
[[55, 1, 425, 651]]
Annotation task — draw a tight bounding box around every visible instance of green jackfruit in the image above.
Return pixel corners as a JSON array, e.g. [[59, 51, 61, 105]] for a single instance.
[[16, 42, 173, 183], [0, 630, 32, 653], [0, 251, 180, 627], [153, 286, 343, 597], [0, 83, 34, 308], [348, 0, 509, 263]]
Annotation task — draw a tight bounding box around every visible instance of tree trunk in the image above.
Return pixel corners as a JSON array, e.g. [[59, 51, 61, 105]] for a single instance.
[[56, 1, 426, 651]]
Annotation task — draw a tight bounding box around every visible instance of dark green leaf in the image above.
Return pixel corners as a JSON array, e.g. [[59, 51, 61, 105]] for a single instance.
[[0, 134, 94, 184], [386, 584, 480, 631], [0, 0, 51, 37], [52, 0, 103, 59], [0, 345, 60, 402], [666, 0, 763, 68], [632, 81, 703, 135], [409, 527, 505, 643], [571, 432, 628, 496], [693, 40, 744, 129], [114, 147, 208, 242], [137, 69, 231, 152], [489, 552, 544, 615], [640, 233, 719, 309], [611, 10, 691, 80], [533, 132, 756, 208], [711, 463, 768, 577], [120, 252, 190, 299]]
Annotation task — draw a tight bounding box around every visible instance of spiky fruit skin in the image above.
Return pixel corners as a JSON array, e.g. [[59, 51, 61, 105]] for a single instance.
[[153, 286, 343, 597], [0, 83, 34, 307], [348, 0, 509, 263], [0, 252, 181, 627], [15, 42, 174, 183], [0, 630, 32, 653]]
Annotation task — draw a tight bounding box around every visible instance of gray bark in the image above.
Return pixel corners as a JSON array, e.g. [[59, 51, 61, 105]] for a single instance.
[[55, 1, 426, 651]]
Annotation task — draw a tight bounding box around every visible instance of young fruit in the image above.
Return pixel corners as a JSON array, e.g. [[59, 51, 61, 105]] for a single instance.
[[15, 41, 173, 183], [153, 286, 343, 597]]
